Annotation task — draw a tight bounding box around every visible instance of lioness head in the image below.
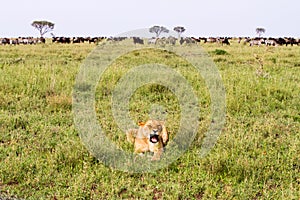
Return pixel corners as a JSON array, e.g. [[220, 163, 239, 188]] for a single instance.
[[143, 119, 168, 145], [130, 119, 169, 160]]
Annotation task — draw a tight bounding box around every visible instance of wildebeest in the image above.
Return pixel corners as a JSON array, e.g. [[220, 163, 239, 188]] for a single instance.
[[206, 37, 218, 43], [155, 37, 167, 45], [52, 37, 71, 44], [85, 37, 105, 43], [191, 37, 201, 43], [265, 38, 278, 46], [165, 36, 177, 45], [275, 38, 287, 46], [146, 36, 176, 45], [249, 38, 265, 46], [218, 37, 230, 45], [199, 37, 208, 43], [72, 37, 85, 43], [284, 37, 298, 46], [1, 38, 10, 45], [148, 37, 158, 44], [106, 37, 127, 42], [179, 37, 196, 45], [132, 37, 144, 45], [9, 38, 19, 45]]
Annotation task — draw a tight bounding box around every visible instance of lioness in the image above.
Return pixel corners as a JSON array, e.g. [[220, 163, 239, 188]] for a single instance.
[[126, 119, 168, 160]]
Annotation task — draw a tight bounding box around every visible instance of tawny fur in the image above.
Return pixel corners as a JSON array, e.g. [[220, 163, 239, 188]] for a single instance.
[[126, 119, 168, 160]]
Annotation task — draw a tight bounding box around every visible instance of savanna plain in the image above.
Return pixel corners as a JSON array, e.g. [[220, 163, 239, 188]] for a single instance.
[[0, 40, 299, 199]]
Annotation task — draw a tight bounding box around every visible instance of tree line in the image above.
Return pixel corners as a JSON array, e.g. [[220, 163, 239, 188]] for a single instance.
[[31, 20, 269, 40]]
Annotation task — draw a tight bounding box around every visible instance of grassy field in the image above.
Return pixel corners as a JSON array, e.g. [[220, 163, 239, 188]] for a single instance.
[[0, 40, 299, 199]]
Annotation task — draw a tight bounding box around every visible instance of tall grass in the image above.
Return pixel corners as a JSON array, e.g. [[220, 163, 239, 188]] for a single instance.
[[0, 41, 299, 199]]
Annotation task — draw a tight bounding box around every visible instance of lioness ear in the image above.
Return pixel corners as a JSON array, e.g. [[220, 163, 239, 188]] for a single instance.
[[162, 126, 168, 144], [138, 121, 145, 126]]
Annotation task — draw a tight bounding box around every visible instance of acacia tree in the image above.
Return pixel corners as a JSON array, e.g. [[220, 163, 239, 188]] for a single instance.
[[149, 26, 169, 38], [256, 27, 266, 38], [31, 20, 55, 37], [173, 26, 185, 39]]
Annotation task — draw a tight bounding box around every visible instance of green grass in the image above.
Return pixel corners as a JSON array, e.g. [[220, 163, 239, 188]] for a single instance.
[[0, 41, 299, 199]]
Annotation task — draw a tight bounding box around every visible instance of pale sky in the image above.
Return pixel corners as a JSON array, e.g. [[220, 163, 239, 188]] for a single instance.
[[1, 0, 299, 38]]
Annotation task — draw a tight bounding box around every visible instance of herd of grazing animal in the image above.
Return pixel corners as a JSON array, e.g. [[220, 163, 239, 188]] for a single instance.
[[0, 37, 45, 45], [1, 36, 299, 47], [241, 37, 300, 46], [133, 36, 299, 46], [0, 36, 106, 45]]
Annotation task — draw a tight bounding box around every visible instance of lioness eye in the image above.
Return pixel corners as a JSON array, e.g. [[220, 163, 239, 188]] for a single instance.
[[147, 124, 152, 129]]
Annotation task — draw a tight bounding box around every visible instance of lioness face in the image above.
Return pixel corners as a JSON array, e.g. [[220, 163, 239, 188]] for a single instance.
[[145, 120, 163, 144], [143, 120, 168, 146]]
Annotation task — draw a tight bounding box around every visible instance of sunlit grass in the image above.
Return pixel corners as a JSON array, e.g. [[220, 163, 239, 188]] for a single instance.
[[0, 41, 299, 199]]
